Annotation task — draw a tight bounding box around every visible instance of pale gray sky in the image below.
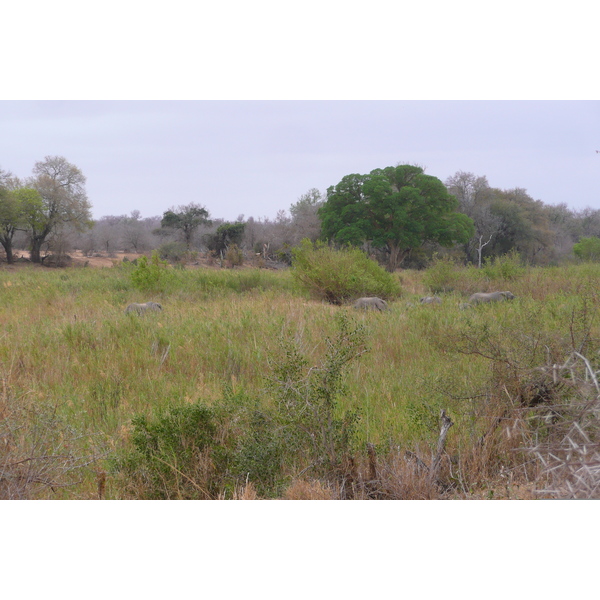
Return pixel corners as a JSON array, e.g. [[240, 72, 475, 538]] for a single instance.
[[1, 100, 599, 222], [3, 3, 599, 224]]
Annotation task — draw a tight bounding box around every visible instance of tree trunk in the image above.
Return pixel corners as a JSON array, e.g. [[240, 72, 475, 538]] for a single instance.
[[30, 238, 44, 263], [386, 242, 408, 272], [0, 239, 14, 264]]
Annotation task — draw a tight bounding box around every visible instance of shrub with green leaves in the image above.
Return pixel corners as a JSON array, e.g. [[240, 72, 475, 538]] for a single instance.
[[291, 239, 401, 304], [113, 402, 229, 499], [480, 250, 525, 280], [130, 251, 174, 292], [266, 313, 367, 483], [422, 255, 462, 293], [573, 237, 600, 262]]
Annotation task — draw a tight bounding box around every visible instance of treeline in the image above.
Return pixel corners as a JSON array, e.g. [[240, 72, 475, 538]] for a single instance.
[[2, 157, 599, 268]]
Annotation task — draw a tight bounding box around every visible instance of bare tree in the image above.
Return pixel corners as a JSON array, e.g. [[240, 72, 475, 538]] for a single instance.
[[446, 171, 501, 265], [289, 188, 324, 244]]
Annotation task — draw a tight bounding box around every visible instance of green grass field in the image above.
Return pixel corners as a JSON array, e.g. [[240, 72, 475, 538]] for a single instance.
[[2, 260, 599, 499]]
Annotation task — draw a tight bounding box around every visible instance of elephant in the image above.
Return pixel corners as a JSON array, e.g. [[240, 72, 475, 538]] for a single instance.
[[468, 291, 516, 305], [125, 301, 163, 315], [353, 297, 388, 311], [420, 296, 442, 305]]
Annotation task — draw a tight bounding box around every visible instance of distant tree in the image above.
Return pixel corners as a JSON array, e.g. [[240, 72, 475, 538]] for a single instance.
[[320, 164, 474, 271], [289, 188, 323, 243], [0, 166, 13, 188], [573, 237, 600, 262], [0, 187, 34, 263], [160, 203, 210, 249], [95, 215, 125, 255], [122, 210, 150, 253], [24, 156, 92, 263], [445, 171, 500, 266], [205, 222, 246, 255], [487, 188, 555, 264]]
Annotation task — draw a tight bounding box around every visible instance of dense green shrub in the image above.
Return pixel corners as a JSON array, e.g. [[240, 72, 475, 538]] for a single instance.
[[422, 256, 462, 293], [573, 236, 600, 262], [291, 239, 401, 304], [480, 250, 525, 280], [130, 251, 174, 292], [114, 402, 229, 499]]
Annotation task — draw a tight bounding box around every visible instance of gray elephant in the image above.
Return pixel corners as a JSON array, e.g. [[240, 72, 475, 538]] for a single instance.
[[125, 301, 163, 315], [468, 291, 516, 305], [420, 296, 442, 305], [353, 297, 388, 311]]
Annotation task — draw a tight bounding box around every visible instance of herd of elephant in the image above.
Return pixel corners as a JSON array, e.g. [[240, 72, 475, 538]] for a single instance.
[[352, 291, 516, 312], [123, 291, 516, 316]]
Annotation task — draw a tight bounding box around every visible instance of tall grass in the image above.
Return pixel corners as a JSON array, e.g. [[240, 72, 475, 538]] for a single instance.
[[2, 262, 600, 498]]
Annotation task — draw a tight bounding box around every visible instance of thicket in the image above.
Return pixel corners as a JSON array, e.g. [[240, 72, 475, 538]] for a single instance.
[[291, 239, 402, 304]]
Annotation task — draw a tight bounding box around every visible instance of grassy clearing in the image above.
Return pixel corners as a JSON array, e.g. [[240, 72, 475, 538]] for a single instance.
[[2, 262, 600, 499]]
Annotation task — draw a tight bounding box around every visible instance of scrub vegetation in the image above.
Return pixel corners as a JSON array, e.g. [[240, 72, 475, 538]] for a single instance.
[[2, 258, 600, 500]]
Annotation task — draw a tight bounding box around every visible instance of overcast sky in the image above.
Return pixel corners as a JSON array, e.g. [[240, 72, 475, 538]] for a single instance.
[[1, 100, 599, 222]]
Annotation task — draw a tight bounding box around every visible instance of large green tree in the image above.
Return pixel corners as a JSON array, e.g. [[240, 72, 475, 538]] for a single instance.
[[26, 156, 92, 263], [160, 203, 210, 249], [319, 164, 474, 270]]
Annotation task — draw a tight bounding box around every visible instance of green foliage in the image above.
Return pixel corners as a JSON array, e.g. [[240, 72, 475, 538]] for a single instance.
[[116, 402, 226, 499], [573, 237, 600, 262], [266, 313, 367, 481], [319, 164, 475, 270], [160, 203, 210, 249], [130, 251, 173, 292], [205, 222, 246, 255], [422, 255, 463, 293], [291, 239, 402, 304], [480, 250, 525, 280], [0, 187, 35, 262], [109, 315, 368, 498]]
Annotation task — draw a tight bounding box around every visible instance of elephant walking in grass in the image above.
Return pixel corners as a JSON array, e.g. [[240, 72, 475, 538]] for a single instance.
[[125, 301, 163, 315], [468, 291, 516, 305], [420, 296, 442, 305], [353, 297, 388, 312]]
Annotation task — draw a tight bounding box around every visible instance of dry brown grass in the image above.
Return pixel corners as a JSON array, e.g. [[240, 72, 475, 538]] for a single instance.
[[283, 479, 336, 500]]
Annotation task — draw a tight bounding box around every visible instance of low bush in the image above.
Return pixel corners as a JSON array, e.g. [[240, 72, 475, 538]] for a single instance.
[[130, 251, 174, 293], [480, 250, 525, 281], [157, 241, 189, 264], [1, 386, 105, 499], [573, 236, 600, 262], [112, 402, 229, 499], [421, 255, 463, 293], [291, 239, 401, 304]]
